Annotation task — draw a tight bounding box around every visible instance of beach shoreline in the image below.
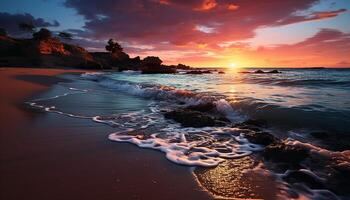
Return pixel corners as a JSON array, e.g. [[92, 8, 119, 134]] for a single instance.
[[0, 67, 212, 200]]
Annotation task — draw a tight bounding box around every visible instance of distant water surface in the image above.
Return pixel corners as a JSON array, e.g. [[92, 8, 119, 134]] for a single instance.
[[99, 68, 350, 133]]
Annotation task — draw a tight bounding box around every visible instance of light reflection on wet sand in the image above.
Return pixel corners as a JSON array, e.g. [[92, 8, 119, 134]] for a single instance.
[[193, 156, 278, 199]]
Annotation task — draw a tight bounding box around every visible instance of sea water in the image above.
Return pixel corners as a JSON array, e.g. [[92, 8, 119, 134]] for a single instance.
[[27, 68, 350, 199]]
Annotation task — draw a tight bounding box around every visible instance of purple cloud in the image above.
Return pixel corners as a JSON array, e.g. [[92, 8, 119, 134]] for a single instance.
[[0, 12, 60, 36]]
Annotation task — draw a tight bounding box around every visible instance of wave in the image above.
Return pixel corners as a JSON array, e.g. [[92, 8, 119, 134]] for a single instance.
[[275, 79, 350, 87], [230, 100, 350, 132], [26, 88, 262, 167], [240, 76, 350, 87], [82, 73, 245, 122], [81, 73, 350, 133]]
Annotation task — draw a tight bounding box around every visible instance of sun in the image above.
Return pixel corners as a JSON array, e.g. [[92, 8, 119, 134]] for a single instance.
[[229, 63, 237, 68]]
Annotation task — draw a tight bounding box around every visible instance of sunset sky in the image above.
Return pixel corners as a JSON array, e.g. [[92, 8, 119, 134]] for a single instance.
[[1, 0, 349, 68]]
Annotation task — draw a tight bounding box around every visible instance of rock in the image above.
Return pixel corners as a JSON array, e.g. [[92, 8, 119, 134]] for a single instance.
[[263, 143, 309, 165], [35, 38, 70, 55], [243, 119, 267, 127], [186, 70, 212, 74], [253, 70, 280, 74], [141, 56, 162, 66], [233, 119, 268, 132], [141, 66, 177, 74], [139, 57, 177, 74], [164, 109, 227, 127], [176, 63, 191, 70], [0, 35, 101, 69], [244, 131, 280, 146], [218, 71, 225, 74], [186, 103, 215, 112], [283, 170, 325, 189], [0, 34, 194, 71], [326, 163, 350, 195], [254, 70, 264, 73], [267, 70, 280, 73]]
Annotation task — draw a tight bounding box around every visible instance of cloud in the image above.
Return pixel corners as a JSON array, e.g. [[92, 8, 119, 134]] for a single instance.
[[336, 61, 350, 67], [158, 0, 170, 5], [62, 0, 348, 66], [194, 0, 217, 11], [151, 28, 350, 67], [195, 25, 217, 33], [64, 0, 323, 44], [227, 3, 239, 11], [275, 8, 347, 25], [240, 29, 350, 67], [0, 12, 60, 36]]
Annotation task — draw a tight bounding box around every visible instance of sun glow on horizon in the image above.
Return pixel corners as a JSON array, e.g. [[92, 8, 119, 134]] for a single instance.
[[229, 63, 238, 68]]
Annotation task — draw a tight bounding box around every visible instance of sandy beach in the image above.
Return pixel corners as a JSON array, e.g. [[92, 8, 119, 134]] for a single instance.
[[0, 67, 211, 200]]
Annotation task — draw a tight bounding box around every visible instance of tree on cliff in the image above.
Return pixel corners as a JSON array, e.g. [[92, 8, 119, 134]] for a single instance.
[[58, 32, 73, 40], [142, 56, 163, 66], [33, 28, 52, 40], [18, 22, 36, 34], [105, 39, 123, 54]]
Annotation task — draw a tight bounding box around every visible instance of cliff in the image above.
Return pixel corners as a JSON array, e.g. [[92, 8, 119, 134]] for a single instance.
[[0, 35, 101, 69], [0, 35, 192, 73]]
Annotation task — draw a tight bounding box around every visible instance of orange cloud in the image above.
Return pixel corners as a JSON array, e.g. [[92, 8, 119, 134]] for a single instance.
[[227, 3, 239, 11], [158, 0, 170, 5], [195, 0, 217, 11]]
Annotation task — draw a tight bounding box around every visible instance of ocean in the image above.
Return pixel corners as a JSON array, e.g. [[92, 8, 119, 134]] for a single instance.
[[81, 68, 350, 133], [27, 68, 350, 199]]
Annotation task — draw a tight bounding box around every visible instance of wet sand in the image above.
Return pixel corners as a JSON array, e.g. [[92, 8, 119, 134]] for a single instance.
[[0, 67, 211, 200]]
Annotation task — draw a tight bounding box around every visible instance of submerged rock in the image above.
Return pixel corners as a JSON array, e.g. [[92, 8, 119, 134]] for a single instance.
[[233, 119, 268, 132], [242, 119, 267, 127], [164, 109, 227, 127], [267, 70, 280, 73], [263, 143, 309, 165], [327, 163, 350, 195], [254, 70, 264, 73], [244, 131, 280, 146], [283, 170, 325, 189], [186, 103, 215, 112]]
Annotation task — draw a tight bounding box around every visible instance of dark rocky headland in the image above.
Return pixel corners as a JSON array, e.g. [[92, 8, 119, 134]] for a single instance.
[[0, 28, 191, 73]]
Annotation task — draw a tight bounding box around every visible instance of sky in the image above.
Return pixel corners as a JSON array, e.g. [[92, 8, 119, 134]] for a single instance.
[[0, 0, 349, 68]]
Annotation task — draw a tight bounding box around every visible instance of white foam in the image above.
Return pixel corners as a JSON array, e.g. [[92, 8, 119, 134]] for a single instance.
[[80, 72, 105, 81], [97, 78, 248, 123], [121, 70, 141, 74], [284, 139, 350, 161], [214, 99, 246, 122], [26, 87, 90, 119], [26, 83, 262, 168], [81, 73, 249, 123], [256, 139, 350, 200], [109, 131, 262, 167]]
